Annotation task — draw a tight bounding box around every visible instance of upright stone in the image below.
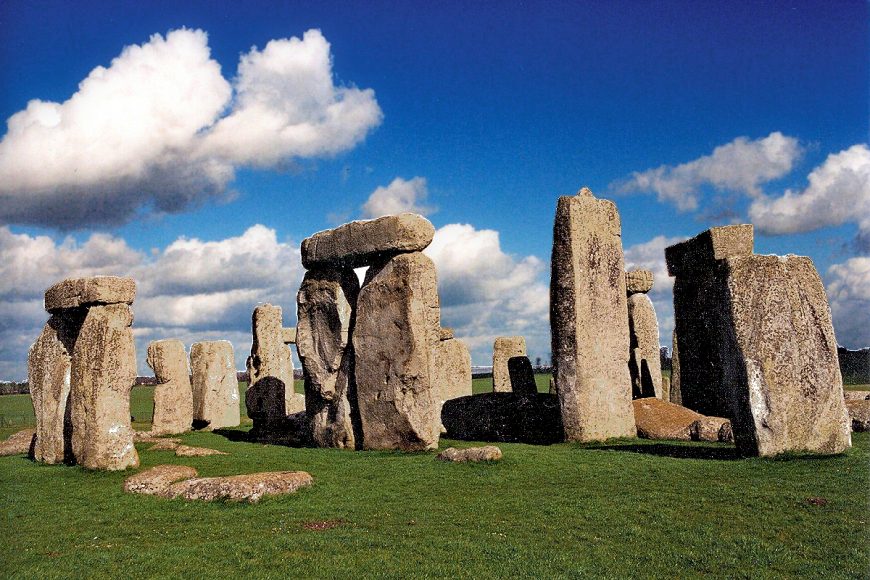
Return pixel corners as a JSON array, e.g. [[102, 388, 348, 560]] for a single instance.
[[147, 340, 193, 436], [69, 304, 139, 470], [190, 341, 240, 430], [354, 252, 441, 450], [670, 329, 682, 404], [507, 357, 538, 395], [492, 336, 526, 393], [433, 333, 473, 423], [550, 187, 635, 441], [627, 293, 663, 399], [296, 268, 361, 449]]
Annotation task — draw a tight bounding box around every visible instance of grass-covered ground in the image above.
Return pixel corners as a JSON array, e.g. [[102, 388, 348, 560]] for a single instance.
[[1, 379, 867, 579]]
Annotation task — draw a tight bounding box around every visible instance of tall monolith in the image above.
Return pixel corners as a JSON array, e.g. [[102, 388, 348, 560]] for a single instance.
[[190, 341, 240, 430], [147, 340, 193, 436]]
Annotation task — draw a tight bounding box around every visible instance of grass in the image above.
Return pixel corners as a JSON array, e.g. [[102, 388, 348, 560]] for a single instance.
[[1, 382, 867, 578]]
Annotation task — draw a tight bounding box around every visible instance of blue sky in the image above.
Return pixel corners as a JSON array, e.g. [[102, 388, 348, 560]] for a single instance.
[[0, 1, 867, 379]]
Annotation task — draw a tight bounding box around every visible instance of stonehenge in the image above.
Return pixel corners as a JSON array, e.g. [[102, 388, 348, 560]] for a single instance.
[[146, 340, 193, 436], [190, 341, 240, 431], [492, 336, 527, 393], [433, 328, 473, 424], [625, 270, 662, 399]]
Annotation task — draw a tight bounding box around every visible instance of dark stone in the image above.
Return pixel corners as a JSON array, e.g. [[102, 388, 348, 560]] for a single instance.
[[507, 356, 537, 395], [441, 393, 563, 445]]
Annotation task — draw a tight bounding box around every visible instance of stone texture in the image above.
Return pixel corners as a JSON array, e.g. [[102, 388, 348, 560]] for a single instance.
[[441, 393, 563, 445], [439, 327, 454, 340], [147, 340, 193, 436], [44, 276, 136, 312], [69, 304, 139, 470], [720, 254, 851, 457], [124, 465, 198, 496], [492, 336, 526, 393], [0, 429, 35, 456], [433, 337, 473, 402], [174, 445, 227, 457], [297, 268, 361, 449], [625, 270, 654, 294], [282, 327, 297, 344], [190, 341, 240, 431], [690, 416, 733, 443], [628, 293, 663, 399], [632, 397, 702, 441], [437, 446, 503, 462], [550, 188, 635, 442], [301, 213, 435, 269], [661, 376, 671, 402], [147, 439, 182, 451], [507, 356, 537, 395], [669, 329, 682, 405], [354, 252, 441, 451], [162, 471, 313, 502], [846, 400, 870, 432], [844, 390, 870, 401]]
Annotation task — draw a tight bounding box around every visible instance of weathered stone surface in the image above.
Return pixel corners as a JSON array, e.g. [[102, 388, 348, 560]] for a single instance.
[[550, 188, 635, 442], [492, 336, 526, 393], [846, 400, 870, 432], [162, 471, 313, 502], [632, 397, 701, 441], [146, 439, 182, 451], [844, 390, 870, 401], [439, 327, 454, 341], [28, 314, 82, 464], [69, 304, 139, 470], [661, 376, 671, 402], [625, 270, 654, 294], [437, 446, 502, 462], [147, 340, 193, 436], [44, 276, 136, 312], [354, 252, 441, 450], [124, 465, 198, 496], [190, 341, 240, 431], [301, 213, 435, 269], [690, 416, 732, 443], [507, 356, 537, 395], [721, 255, 851, 457], [628, 293, 662, 399], [0, 429, 35, 456], [433, 337, 473, 402], [282, 327, 297, 345], [441, 393, 563, 445], [174, 445, 227, 457], [669, 329, 682, 405], [665, 225, 754, 277], [246, 304, 301, 441], [297, 268, 361, 449]]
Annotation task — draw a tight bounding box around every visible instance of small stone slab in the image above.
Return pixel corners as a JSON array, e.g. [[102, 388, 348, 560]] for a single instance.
[[690, 416, 733, 442], [301, 213, 435, 269], [437, 446, 502, 462], [174, 445, 227, 457], [665, 224, 753, 277], [439, 327, 454, 341], [124, 465, 198, 496], [0, 429, 35, 456], [282, 327, 297, 345], [844, 390, 870, 401], [625, 270, 654, 294], [633, 397, 702, 441], [846, 400, 870, 432], [44, 276, 136, 312], [162, 471, 313, 502]]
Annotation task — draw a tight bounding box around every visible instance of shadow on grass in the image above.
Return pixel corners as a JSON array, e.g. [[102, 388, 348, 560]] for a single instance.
[[212, 428, 254, 443], [587, 442, 742, 460]]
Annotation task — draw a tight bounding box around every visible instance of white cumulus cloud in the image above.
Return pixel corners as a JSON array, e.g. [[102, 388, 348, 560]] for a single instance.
[[361, 176, 434, 218], [825, 257, 870, 349]]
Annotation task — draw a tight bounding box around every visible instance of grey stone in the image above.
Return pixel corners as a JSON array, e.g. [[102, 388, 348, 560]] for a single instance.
[[492, 336, 526, 393], [147, 340, 193, 436], [190, 341, 240, 430], [628, 293, 663, 399], [670, 329, 682, 405], [846, 400, 870, 432], [437, 446, 502, 462], [625, 270, 654, 294], [44, 276, 135, 312]]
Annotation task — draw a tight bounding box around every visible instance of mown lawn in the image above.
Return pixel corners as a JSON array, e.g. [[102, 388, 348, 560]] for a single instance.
[[0, 383, 867, 579]]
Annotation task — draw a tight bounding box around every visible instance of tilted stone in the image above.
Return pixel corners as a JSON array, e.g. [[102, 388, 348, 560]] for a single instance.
[[665, 224, 753, 277], [507, 356, 537, 395], [190, 341, 240, 431], [625, 270, 654, 294], [69, 304, 139, 470], [147, 340, 193, 436], [669, 329, 682, 405], [354, 252, 441, 451], [301, 213, 435, 269], [492, 336, 526, 393], [297, 268, 360, 449], [632, 397, 701, 441], [628, 293, 663, 399], [550, 188, 635, 442], [44, 276, 136, 312]]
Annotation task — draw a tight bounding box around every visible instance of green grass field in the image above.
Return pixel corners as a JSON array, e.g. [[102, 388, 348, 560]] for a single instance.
[[1, 380, 868, 578]]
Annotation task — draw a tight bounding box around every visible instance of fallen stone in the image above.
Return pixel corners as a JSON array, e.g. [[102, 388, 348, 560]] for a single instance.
[[628, 293, 663, 399], [507, 356, 538, 395], [844, 390, 870, 401], [301, 213, 435, 269], [550, 187, 635, 442], [441, 393, 563, 445], [0, 429, 35, 456], [632, 397, 702, 441], [147, 340, 193, 436], [190, 341, 240, 431], [846, 400, 870, 432], [162, 471, 313, 502], [625, 270, 654, 294], [492, 336, 526, 393], [174, 445, 227, 457], [123, 465, 198, 496], [147, 439, 182, 451], [44, 276, 136, 312], [437, 446, 502, 462], [691, 416, 733, 443]]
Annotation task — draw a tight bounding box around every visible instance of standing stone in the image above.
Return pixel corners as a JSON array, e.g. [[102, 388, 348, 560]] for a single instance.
[[69, 304, 139, 471], [670, 329, 682, 405], [432, 333, 473, 427], [661, 376, 671, 402], [147, 340, 193, 436], [507, 356, 538, 395], [190, 341, 240, 430], [627, 293, 663, 399], [296, 268, 361, 449], [550, 187, 635, 442], [492, 337, 526, 393], [354, 252, 441, 450]]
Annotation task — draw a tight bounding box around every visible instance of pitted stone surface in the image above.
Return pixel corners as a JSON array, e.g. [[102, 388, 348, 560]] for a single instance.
[[44, 276, 136, 312], [174, 445, 227, 457], [190, 341, 240, 431], [0, 429, 35, 456], [282, 327, 297, 345], [439, 327, 455, 341], [162, 471, 313, 502], [628, 293, 663, 399], [437, 446, 502, 462], [844, 390, 870, 401], [550, 188, 635, 442], [632, 397, 701, 441], [433, 337, 473, 422], [492, 337, 526, 393], [301, 213, 435, 269], [846, 400, 870, 432], [690, 416, 733, 443], [147, 340, 193, 436], [124, 465, 198, 496], [625, 270, 654, 294]]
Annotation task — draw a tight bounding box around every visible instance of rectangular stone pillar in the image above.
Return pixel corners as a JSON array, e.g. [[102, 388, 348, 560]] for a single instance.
[[626, 270, 662, 399], [147, 339, 193, 436], [492, 336, 526, 393], [190, 341, 240, 430]]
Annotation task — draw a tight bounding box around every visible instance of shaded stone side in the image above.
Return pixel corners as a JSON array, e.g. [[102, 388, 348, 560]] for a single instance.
[[550, 188, 635, 442], [354, 252, 441, 450], [492, 336, 526, 393], [670, 329, 681, 405], [190, 341, 240, 430], [507, 356, 538, 395], [69, 304, 139, 470], [147, 340, 193, 436], [628, 293, 663, 399], [441, 393, 563, 445]]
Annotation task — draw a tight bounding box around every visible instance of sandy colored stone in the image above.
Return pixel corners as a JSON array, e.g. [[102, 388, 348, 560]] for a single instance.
[[146, 439, 182, 451], [174, 445, 227, 457], [0, 429, 35, 456], [691, 416, 732, 443], [628, 293, 663, 399], [632, 397, 703, 441], [124, 465, 198, 496], [44, 276, 136, 312], [147, 340, 193, 436], [434, 337, 473, 402], [625, 270, 654, 294], [437, 446, 502, 462], [282, 327, 297, 344], [670, 329, 682, 405], [69, 304, 139, 471], [492, 336, 526, 393], [844, 390, 870, 401], [846, 400, 870, 432], [439, 327, 455, 341], [301, 213, 435, 269], [661, 376, 671, 402], [354, 252, 441, 451], [162, 471, 313, 502], [441, 393, 563, 445], [297, 268, 360, 449], [721, 254, 851, 457], [550, 188, 635, 442], [190, 341, 240, 431]]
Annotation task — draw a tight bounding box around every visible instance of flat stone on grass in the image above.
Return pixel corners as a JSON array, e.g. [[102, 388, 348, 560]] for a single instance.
[[174, 445, 227, 457], [437, 446, 502, 462], [0, 429, 35, 456], [162, 471, 314, 502], [123, 465, 198, 496]]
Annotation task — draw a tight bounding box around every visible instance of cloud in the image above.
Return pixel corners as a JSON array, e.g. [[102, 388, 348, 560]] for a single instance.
[[749, 144, 870, 251], [612, 132, 802, 211], [0, 28, 381, 228], [825, 257, 870, 349], [361, 176, 434, 218]]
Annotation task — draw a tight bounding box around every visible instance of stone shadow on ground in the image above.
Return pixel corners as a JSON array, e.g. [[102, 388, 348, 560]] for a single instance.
[[587, 442, 742, 460], [211, 428, 252, 443]]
